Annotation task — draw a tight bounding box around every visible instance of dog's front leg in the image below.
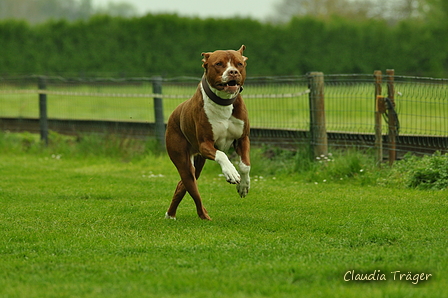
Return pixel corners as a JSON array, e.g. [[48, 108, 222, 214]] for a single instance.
[[215, 151, 241, 184], [235, 136, 250, 197], [199, 142, 240, 184], [237, 159, 250, 197]]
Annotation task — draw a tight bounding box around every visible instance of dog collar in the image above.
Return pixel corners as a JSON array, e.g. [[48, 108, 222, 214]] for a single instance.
[[201, 76, 243, 106]]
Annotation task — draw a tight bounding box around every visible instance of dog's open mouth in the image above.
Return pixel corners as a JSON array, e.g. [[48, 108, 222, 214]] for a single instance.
[[218, 80, 240, 93]]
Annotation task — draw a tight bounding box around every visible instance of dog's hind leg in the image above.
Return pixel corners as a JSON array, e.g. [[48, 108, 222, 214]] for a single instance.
[[165, 180, 187, 220], [165, 134, 189, 220], [193, 155, 206, 179], [185, 154, 210, 220], [190, 155, 210, 219], [166, 154, 210, 220]]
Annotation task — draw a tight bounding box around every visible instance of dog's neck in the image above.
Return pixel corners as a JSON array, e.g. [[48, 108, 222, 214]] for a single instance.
[[201, 76, 242, 106]]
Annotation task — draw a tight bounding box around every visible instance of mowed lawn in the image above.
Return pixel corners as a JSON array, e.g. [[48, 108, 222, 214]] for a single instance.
[[1, 151, 447, 297]]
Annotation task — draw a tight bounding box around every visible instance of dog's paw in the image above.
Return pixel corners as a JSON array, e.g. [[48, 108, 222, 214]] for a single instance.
[[237, 162, 250, 197], [165, 212, 176, 220], [222, 166, 241, 184], [236, 183, 249, 198], [215, 151, 241, 184]]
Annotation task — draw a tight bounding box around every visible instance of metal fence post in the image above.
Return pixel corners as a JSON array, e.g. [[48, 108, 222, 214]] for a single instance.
[[38, 76, 48, 145], [374, 70, 383, 165], [387, 69, 396, 166], [307, 72, 328, 159], [152, 76, 165, 150]]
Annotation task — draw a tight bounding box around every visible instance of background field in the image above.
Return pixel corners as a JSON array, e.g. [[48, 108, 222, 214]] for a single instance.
[[1, 133, 447, 297], [1, 77, 447, 136]]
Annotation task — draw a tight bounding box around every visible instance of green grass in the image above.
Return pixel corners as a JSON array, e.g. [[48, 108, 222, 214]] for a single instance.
[[1, 81, 447, 135], [1, 133, 447, 297]]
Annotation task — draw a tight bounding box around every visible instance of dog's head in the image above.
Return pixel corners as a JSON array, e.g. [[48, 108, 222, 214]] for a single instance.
[[201, 45, 247, 95]]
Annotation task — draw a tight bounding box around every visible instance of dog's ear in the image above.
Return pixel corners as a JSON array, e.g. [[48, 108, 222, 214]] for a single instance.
[[201, 52, 211, 69], [238, 45, 248, 62]]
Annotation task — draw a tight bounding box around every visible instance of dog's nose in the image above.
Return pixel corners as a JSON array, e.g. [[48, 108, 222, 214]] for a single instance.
[[228, 69, 239, 76]]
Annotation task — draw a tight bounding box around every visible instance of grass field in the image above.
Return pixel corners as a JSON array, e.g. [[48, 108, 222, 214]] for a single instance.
[[1, 133, 447, 297], [1, 79, 447, 135]]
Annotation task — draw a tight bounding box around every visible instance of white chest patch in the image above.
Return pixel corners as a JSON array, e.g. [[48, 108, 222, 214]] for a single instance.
[[201, 86, 245, 152]]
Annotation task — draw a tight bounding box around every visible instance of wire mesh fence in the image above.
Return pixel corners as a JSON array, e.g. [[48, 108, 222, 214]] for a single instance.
[[1, 74, 447, 157], [392, 77, 448, 136], [324, 75, 375, 134]]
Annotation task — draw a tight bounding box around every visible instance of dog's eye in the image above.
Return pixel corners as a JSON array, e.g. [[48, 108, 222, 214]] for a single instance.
[[237, 62, 244, 67], [215, 62, 223, 67]]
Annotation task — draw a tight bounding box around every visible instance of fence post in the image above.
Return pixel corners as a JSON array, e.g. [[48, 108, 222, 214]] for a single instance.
[[387, 69, 396, 166], [38, 76, 48, 146], [307, 72, 328, 159], [152, 76, 165, 150], [374, 70, 383, 165]]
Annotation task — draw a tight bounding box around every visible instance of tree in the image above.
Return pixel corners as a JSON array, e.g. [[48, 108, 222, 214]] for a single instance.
[[268, 0, 441, 24], [269, 0, 389, 22], [96, 2, 138, 18], [0, 0, 137, 24], [421, 0, 448, 23], [271, 0, 343, 22]]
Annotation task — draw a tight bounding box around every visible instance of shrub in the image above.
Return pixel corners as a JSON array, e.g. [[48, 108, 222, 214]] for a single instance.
[[1, 15, 448, 77], [393, 152, 448, 190], [250, 145, 379, 185]]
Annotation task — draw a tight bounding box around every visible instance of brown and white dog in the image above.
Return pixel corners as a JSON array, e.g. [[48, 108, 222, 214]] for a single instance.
[[165, 45, 250, 220]]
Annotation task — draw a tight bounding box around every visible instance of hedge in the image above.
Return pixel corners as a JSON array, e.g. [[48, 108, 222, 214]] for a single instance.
[[0, 14, 447, 77]]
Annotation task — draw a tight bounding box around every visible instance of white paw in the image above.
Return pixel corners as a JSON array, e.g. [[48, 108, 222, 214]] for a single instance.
[[215, 151, 241, 184], [165, 212, 176, 220], [237, 162, 250, 197], [222, 165, 241, 184], [236, 182, 249, 197]]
